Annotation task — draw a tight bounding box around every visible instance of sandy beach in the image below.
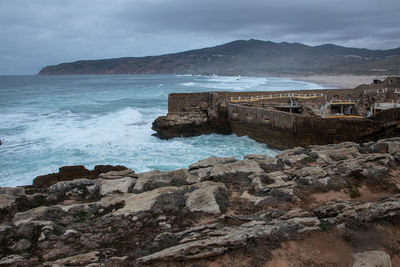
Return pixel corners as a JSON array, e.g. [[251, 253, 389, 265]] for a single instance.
[[288, 75, 390, 89]]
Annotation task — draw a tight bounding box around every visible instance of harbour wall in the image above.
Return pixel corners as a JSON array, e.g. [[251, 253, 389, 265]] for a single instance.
[[154, 91, 400, 149]]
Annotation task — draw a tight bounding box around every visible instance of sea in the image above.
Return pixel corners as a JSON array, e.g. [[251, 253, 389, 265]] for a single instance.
[[0, 74, 325, 187]]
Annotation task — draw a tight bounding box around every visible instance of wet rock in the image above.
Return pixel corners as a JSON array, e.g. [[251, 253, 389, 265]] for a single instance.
[[34, 166, 93, 188], [93, 165, 128, 177], [352, 250, 392, 267], [189, 156, 237, 170], [244, 154, 272, 161], [133, 168, 197, 193], [33, 165, 129, 188]]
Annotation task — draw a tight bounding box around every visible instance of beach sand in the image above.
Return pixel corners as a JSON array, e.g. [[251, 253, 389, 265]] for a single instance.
[[288, 75, 389, 89]]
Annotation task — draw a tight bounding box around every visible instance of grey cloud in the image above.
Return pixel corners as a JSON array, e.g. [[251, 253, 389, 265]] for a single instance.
[[0, 0, 399, 74]]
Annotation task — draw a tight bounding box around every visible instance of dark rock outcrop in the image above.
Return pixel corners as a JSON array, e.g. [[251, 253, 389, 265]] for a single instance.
[[33, 165, 129, 188], [1, 138, 400, 266]]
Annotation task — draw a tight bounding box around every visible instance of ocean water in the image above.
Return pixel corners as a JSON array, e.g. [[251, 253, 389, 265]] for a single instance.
[[0, 74, 324, 187]]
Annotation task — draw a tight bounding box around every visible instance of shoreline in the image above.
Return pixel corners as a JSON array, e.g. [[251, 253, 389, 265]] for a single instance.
[[286, 74, 390, 89], [1, 138, 400, 266]]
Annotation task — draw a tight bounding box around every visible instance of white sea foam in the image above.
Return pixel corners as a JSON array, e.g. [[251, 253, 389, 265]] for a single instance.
[[181, 82, 196, 86], [0, 74, 324, 187]]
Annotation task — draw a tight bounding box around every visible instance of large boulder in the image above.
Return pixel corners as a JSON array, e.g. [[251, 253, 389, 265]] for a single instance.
[[189, 156, 237, 170], [98, 177, 137, 196], [107, 186, 188, 216], [208, 160, 263, 185], [185, 182, 228, 214], [133, 169, 197, 193], [98, 169, 137, 179]]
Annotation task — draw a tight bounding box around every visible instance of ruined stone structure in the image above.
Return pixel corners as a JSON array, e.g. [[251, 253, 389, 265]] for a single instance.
[[153, 77, 400, 149]]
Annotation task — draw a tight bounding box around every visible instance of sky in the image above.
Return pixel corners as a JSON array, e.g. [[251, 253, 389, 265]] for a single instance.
[[0, 0, 399, 75]]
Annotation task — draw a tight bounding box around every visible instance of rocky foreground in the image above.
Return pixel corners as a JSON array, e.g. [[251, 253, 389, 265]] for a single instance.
[[1, 138, 400, 266]]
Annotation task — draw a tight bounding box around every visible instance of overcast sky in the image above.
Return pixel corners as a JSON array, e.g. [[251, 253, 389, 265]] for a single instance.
[[0, 0, 399, 74]]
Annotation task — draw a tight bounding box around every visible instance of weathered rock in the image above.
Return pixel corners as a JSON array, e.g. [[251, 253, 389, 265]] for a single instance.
[[189, 167, 212, 181], [0, 194, 17, 214], [98, 169, 137, 179], [12, 206, 65, 226], [244, 154, 272, 161], [105, 186, 188, 216], [98, 177, 136, 196], [352, 250, 392, 267], [136, 221, 277, 264], [240, 190, 274, 205], [209, 159, 263, 184], [258, 157, 284, 172], [312, 145, 361, 164], [33, 165, 92, 188], [0, 187, 25, 196], [46, 251, 100, 266], [185, 182, 228, 214], [313, 196, 400, 224], [0, 254, 27, 266], [33, 165, 129, 188], [133, 168, 197, 193], [47, 179, 99, 202], [1, 138, 400, 266], [93, 165, 128, 176], [293, 166, 328, 184], [189, 156, 237, 170]]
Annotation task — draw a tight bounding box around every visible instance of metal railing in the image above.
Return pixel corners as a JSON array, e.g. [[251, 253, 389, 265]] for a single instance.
[[374, 101, 400, 109], [230, 92, 324, 102], [363, 88, 388, 94], [328, 99, 357, 104]]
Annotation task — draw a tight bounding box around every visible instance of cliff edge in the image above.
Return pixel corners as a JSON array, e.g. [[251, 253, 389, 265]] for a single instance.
[[1, 138, 400, 266]]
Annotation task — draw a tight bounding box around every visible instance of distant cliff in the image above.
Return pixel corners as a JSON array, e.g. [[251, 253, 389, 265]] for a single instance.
[[38, 39, 400, 75]]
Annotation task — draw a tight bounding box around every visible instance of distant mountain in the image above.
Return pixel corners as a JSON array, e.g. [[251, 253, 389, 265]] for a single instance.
[[38, 39, 400, 75]]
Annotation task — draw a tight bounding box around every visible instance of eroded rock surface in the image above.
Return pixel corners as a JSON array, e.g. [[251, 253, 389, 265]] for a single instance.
[[1, 138, 400, 266]]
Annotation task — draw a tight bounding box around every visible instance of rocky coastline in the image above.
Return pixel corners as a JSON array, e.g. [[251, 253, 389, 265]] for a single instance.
[[1, 138, 400, 266]]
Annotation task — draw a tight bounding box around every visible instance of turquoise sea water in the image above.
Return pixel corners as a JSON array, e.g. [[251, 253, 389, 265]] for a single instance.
[[0, 74, 325, 186]]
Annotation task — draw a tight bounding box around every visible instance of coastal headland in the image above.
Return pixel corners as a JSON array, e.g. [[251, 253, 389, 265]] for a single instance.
[[153, 76, 400, 149]]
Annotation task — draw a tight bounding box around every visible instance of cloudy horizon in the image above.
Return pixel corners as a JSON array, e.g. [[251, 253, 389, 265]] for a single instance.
[[1, 0, 399, 75]]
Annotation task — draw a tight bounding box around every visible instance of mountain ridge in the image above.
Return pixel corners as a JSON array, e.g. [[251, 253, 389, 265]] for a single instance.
[[38, 39, 400, 75]]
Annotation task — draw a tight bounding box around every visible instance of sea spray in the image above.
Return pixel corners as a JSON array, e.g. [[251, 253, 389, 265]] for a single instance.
[[0, 74, 324, 186]]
